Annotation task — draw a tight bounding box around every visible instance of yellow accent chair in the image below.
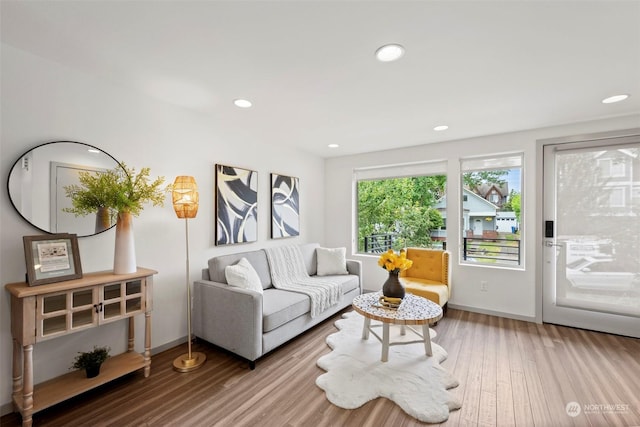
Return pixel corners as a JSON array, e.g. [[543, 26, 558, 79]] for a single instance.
[[399, 248, 451, 314]]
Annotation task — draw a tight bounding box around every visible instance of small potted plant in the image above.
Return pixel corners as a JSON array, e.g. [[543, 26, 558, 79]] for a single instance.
[[71, 346, 111, 378]]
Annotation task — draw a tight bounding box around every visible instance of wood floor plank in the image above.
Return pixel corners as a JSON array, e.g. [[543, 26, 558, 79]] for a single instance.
[[571, 328, 639, 427], [496, 316, 515, 427], [455, 312, 486, 426], [511, 370, 533, 427], [594, 332, 640, 423], [501, 317, 534, 427], [2, 308, 638, 427], [560, 325, 614, 426], [536, 324, 583, 427], [478, 314, 498, 426], [516, 322, 554, 426], [529, 346, 573, 426], [435, 312, 469, 426]]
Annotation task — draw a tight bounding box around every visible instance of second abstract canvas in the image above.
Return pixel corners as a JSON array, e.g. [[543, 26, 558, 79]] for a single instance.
[[271, 173, 300, 238]]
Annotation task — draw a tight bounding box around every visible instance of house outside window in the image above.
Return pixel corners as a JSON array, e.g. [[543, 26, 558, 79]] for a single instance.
[[460, 154, 523, 268], [354, 161, 447, 254]]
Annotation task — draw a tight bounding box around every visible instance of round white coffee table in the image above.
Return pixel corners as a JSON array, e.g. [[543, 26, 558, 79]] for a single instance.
[[352, 292, 443, 362]]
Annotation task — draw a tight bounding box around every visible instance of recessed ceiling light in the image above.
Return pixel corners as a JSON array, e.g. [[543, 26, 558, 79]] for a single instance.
[[234, 99, 252, 108], [328, 144, 340, 148], [602, 94, 629, 104], [433, 125, 449, 131], [87, 148, 101, 153], [375, 44, 405, 62]]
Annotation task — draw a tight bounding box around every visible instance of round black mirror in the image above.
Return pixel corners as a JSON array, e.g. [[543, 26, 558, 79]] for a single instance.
[[7, 141, 122, 237]]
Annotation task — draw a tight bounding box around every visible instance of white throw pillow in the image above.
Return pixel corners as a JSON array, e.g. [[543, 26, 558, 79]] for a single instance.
[[316, 247, 348, 276], [225, 258, 263, 293]]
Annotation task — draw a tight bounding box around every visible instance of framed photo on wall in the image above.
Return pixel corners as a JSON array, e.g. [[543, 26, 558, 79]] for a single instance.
[[271, 173, 300, 238], [215, 164, 258, 245], [23, 233, 83, 286]]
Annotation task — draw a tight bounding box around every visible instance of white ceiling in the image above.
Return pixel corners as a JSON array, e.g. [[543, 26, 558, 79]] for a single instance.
[[2, 1, 639, 157]]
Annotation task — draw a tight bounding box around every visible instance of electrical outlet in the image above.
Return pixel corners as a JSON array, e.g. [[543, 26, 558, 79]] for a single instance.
[[480, 281, 488, 292]]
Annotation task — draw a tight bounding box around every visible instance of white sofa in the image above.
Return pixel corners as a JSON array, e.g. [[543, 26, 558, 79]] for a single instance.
[[193, 243, 362, 369]]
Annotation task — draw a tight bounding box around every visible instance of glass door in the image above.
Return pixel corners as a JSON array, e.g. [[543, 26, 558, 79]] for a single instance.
[[542, 133, 640, 337]]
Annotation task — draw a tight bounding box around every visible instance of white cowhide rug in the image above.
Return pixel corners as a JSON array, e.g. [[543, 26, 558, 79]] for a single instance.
[[316, 311, 462, 423]]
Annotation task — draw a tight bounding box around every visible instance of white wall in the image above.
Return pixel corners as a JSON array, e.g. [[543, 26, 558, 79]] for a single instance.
[[324, 114, 640, 322], [0, 44, 325, 413]]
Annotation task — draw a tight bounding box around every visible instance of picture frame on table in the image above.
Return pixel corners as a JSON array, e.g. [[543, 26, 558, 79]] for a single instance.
[[23, 233, 83, 286]]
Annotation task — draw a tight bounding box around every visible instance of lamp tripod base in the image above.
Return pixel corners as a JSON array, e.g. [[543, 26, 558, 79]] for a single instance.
[[173, 352, 207, 372]]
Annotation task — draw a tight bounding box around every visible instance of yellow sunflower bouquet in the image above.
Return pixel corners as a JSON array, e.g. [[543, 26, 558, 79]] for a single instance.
[[378, 249, 413, 274]]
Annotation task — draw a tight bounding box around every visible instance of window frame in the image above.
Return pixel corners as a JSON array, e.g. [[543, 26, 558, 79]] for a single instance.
[[353, 160, 448, 255], [460, 153, 524, 270]]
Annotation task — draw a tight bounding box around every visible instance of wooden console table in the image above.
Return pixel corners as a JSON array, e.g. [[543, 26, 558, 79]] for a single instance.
[[5, 267, 156, 427]]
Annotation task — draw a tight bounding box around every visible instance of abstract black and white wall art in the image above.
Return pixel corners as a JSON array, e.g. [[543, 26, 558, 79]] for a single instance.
[[215, 164, 258, 245], [271, 173, 300, 238]]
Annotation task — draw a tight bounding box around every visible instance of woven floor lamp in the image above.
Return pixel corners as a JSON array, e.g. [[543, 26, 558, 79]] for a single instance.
[[172, 176, 206, 372]]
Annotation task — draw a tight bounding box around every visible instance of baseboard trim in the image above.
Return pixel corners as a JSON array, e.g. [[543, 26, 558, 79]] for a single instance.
[[151, 337, 187, 356], [448, 303, 538, 323], [1, 402, 13, 418]]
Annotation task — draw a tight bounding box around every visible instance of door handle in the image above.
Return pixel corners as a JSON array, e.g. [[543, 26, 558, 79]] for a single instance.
[[544, 241, 562, 247]]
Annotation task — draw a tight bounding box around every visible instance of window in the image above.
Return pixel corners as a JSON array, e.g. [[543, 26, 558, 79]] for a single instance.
[[608, 187, 625, 207], [460, 154, 523, 267], [598, 158, 626, 178], [354, 161, 447, 254]]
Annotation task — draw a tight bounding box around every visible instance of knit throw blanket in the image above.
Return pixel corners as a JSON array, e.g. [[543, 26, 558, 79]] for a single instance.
[[265, 246, 343, 318]]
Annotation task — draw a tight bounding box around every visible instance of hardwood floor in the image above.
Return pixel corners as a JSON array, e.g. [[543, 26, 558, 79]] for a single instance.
[[3, 308, 639, 426]]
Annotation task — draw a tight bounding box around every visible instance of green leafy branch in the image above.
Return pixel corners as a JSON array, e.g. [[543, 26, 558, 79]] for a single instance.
[[64, 163, 165, 217]]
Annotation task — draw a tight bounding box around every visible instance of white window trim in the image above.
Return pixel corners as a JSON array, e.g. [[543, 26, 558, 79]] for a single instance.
[[354, 159, 447, 181], [460, 153, 524, 269], [353, 160, 448, 255]]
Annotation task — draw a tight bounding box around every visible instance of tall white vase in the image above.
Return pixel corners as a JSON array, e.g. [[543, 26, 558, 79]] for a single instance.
[[114, 211, 137, 274]]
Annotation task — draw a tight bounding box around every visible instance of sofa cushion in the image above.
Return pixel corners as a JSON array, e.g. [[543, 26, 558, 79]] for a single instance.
[[298, 243, 321, 275], [316, 247, 348, 276], [322, 274, 359, 294], [262, 274, 359, 332], [208, 250, 272, 289], [262, 289, 310, 332], [225, 258, 263, 294]]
